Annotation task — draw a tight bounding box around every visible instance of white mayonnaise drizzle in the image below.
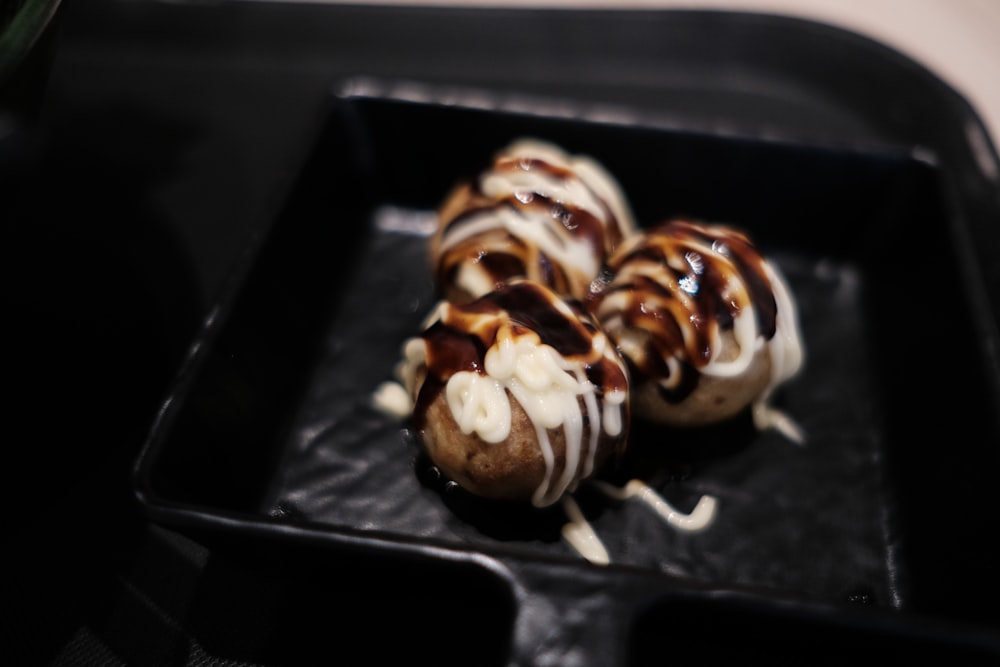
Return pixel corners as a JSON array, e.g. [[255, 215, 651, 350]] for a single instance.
[[373, 334, 431, 419], [438, 186, 602, 295], [481, 169, 607, 229], [561, 494, 611, 565], [445, 326, 610, 507], [752, 262, 806, 443], [438, 138, 637, 302], [561, 480, 718, 565], [590, 480, 717, 531], [452, 261, 499, 303], [614, 231, 761, 380], [446, 372, 512, 443], [594, 228, 806, 442], [601, 388, 627, 438], [491, 138, 636, 237], [371, 380, 413, 419]]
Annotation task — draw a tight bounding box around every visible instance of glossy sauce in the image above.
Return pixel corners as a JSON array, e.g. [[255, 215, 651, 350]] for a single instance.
[[433, 138, 636, 302], [406, 280, 629, 507], [589, 219, 803, 437]]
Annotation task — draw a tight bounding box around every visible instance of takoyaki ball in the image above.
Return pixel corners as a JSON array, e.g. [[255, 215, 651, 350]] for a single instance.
[[588, 219, 804, 435], [430, 138, 636, 304], [397, 279, 631, 507]]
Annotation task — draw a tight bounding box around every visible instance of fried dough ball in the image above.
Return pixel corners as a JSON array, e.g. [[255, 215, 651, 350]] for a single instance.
[[397, 280, 630, 507], [588, 219, 804, 438], [430, 138, 636, 304]]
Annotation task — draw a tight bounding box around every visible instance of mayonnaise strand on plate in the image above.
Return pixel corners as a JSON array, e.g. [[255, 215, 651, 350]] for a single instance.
[[590, 479, 717, 532], [561, 494, 611, 565], [561, 480, 718, 565]]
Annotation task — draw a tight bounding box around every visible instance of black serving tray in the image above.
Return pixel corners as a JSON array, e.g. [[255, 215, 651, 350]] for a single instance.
[[134, 74, 1000, 666]]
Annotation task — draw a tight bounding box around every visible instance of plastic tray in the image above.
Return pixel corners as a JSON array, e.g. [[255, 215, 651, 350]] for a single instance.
[[133, 77, 1000, 665]]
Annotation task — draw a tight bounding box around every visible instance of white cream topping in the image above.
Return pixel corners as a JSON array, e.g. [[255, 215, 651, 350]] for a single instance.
[[480, 169, 608, 230], [497, 138, 636, 237], [591, 480, 717, 532], [763, 262, 805, 392], [438, 138, 637, 302], [372, 336, 429, 421], [561, 494, 611, 566], [446, 372, 512, 443], [752, 262, 806, 443], [452, 261, 498, 302], [601, 388, 627, 438], [371, 381, 413, 419], [569, 156, 636, 239], [445, 326, 610, 507], [438, 193, 602, 291], [381, 290, 628, 508], [561, 479, 718, 565], [400, 336, 429, 396], [613, 231, 761, 381]]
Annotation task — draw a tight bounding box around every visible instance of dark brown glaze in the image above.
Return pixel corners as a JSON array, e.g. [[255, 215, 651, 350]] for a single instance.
[[430, 140, 635, 303], [491, 155, 629, 252], [417, 280, 628, 404], [589, 219, 779, 406], [405, 279, 632, 505]]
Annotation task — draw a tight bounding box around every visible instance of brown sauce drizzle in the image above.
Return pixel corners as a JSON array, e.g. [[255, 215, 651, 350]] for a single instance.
[[433, 145, 632, 302], [413, 281, 629, 429], [592, 219, 779, 403], [493, 154, 629, 252]]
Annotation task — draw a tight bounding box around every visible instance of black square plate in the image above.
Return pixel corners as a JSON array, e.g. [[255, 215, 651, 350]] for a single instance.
[[133, 77, 1000, 665]]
